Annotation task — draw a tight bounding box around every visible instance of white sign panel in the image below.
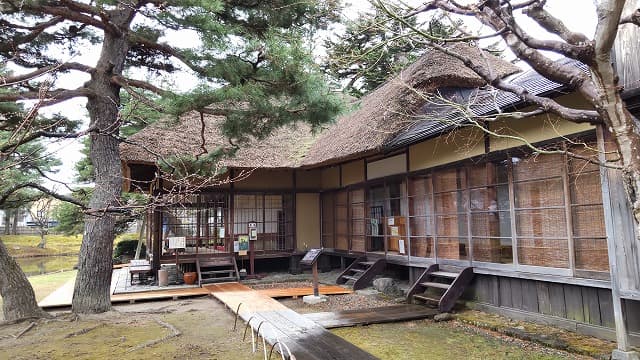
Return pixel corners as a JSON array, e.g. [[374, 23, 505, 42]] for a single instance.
[[168, 236, 186, 249], [398, 240, 406, 255]]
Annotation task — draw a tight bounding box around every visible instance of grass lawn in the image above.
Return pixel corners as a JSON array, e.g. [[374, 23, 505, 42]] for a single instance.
[[2, 234, 83, 257], [1, 233, 138, 258], [0, 270, 77, 316]]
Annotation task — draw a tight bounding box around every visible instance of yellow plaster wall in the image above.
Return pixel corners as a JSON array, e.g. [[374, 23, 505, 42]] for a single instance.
[[489, 116, 595, 152], [367, 153, 407, 179], [409, 127, 485, 171], [233, 169, 294, 190], [296, 193, 321, 250], [489, 93, 595, 151], [296, 169, 322, 189], [321, 166, 340, 190], [341, 159, 365, 186]]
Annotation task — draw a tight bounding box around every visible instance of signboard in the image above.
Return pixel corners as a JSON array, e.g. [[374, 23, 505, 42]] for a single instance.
[[238, 235, 249, 256], [168, 236, 186, 249], [300, 248, 323, 266], [248, 221, 258, 241], [398, 240, 406, 255]]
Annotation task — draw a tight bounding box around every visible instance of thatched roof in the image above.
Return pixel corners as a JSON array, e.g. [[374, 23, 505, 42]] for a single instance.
[[301, 43, 520, 166], [121, 43, 520, 170], [119, 113, 317, 168]]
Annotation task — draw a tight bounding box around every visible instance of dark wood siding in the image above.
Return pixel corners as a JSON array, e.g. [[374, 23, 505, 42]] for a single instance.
[[466, 274, 640, 334]]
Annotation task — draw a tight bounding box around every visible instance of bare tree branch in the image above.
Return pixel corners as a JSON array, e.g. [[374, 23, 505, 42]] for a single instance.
[[620, 8, 640, 26], [522, 3, 591, 45]]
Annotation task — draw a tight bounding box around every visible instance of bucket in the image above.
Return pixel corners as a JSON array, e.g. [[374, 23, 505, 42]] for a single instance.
[[158, 269, 169, 287]]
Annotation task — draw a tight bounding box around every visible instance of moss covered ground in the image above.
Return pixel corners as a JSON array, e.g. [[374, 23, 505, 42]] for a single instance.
[[332, 319, 589, 359], [0, 299, 263, 360]]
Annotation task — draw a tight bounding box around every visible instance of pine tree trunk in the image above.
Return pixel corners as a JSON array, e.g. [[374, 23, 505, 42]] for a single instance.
[[0, 240, 48, 321], [71, 9, 133, 314], [3, 210, 10, 235]]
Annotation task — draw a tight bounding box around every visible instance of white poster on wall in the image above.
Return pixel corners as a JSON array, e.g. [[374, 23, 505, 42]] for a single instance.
[[168, 236, 186, 249], [398, 240, 405, 255]]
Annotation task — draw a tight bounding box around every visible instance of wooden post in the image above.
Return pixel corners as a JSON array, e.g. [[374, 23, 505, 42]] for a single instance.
[[249, 240, 255, 275], [597, 125, 637, 356], [312, 262, 319, 297]]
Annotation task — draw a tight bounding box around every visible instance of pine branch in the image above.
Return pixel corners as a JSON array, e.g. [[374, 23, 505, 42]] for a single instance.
[[0, 87, 93, 106], [1, 63, 95, 86], [0, 183, 87, 210], [1, 126, 96, 154]]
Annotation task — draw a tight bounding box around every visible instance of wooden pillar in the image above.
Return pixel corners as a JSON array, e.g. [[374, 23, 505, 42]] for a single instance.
[[597, 125, 638, 356], [312, 262, 319, 296]]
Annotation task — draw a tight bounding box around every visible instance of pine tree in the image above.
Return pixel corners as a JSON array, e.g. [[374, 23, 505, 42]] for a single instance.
[[1, 1, 343, 314], [323, 10, 460, 97]]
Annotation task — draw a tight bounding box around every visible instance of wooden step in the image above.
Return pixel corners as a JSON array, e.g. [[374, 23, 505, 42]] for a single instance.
[[358, 261, 375, 266], [420, 282, 451, 290], [350, 268, 365, 273], [412, 294, 441, 303], [201, 276, 236, 284], [430, 271, 459, 279], [201, 270, 234, 275], [341, 275, 360, 281]]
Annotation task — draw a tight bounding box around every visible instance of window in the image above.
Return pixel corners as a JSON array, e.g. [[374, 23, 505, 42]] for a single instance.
[[233, 194, 293, 252], [335, 190, 349, 250], [513, 154, 569, 268], [351, 189, 366, 252], [469, 162, 513, 264], [433, 169, 468, 260], [408, 175, 434, 257], [569, 144, 609, 272], [161, 193, 228, 255]]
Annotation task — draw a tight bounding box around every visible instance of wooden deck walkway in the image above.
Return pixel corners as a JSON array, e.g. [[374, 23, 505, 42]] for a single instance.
[[303, 304, 438, 329], [208, 282, 378, 360], [256, 285, 352, 298]]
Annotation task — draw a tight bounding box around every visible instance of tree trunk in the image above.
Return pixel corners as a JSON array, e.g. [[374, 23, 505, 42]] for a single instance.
[[37, 232, 46, 249], [71, 9, 133, 314], [11, 209, 19, 235], [0, 239, 48, 321], [3, 210, 10, 235]]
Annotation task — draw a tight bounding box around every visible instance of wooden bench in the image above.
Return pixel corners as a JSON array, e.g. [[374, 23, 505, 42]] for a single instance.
[[129, 260, 152, 284]]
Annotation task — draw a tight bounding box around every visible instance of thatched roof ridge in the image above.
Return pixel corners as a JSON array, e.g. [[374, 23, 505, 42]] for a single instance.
[[301, 43, 521, 166], [119, 113, 317, 168]]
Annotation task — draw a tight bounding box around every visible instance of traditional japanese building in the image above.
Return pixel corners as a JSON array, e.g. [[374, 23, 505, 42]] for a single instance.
[[120, 43, 640, 348]]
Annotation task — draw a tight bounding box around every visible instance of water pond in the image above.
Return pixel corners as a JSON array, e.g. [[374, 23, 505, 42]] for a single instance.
[[16, 255, 78, 277]]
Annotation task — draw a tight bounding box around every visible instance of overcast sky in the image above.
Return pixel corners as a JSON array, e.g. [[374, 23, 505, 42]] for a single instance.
[[39, 0, 598, 188]]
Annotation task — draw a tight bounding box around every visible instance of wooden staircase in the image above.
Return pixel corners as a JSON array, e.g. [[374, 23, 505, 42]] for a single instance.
[[336, 257, 386, 290], [407, 264, 474, 312], [196, 256, 239, 286]]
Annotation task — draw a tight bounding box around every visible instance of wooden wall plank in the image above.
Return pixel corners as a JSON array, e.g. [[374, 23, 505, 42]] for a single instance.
[[548, 283, 567, 318], [564, 285, 585, 322], [499, 277, 513, 308], [624, 299, 640, 333], [510, 278, 524, 310], [521, 280, 539, 313], [582, 287, 602, 326], [490, 275, 500, 305], [537, 282, 552, 316], [598, 288, 616, 328]]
